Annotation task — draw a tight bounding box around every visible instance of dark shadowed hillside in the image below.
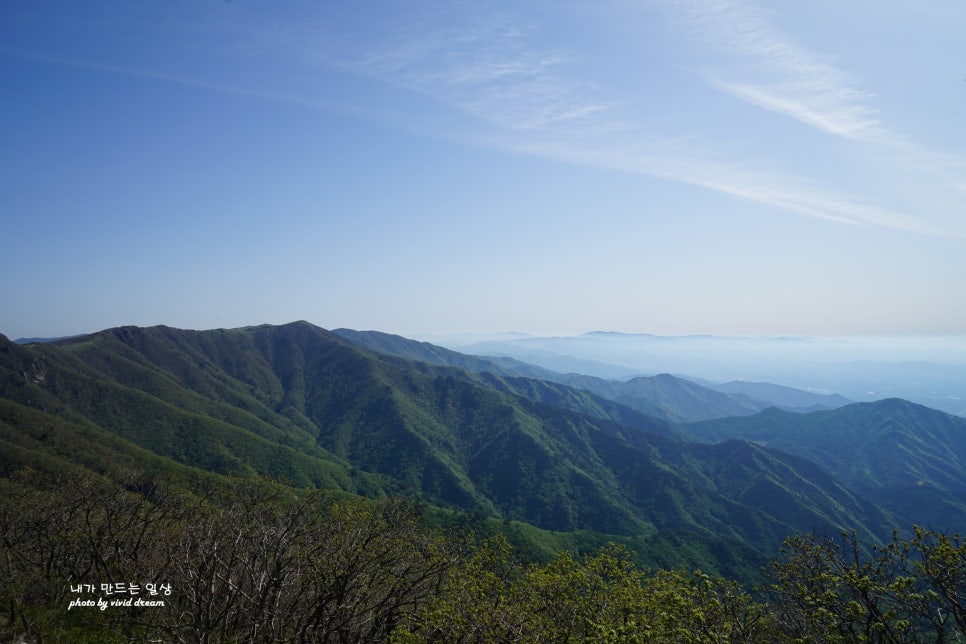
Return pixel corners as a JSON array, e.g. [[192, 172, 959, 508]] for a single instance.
[[683, 399, 966, 531]]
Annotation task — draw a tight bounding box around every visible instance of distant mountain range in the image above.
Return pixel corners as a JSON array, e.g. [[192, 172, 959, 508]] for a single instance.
[[334, 329, 849, 422], [3, 321, 965, 575], [441, 331, 966, 416], [13, 335, 81, 344]]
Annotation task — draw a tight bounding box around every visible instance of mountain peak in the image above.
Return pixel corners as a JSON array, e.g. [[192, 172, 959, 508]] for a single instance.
[[861, 397, 943, 416]]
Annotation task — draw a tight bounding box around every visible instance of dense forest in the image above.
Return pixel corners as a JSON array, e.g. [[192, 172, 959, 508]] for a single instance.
[[2, 468, 965, 643]]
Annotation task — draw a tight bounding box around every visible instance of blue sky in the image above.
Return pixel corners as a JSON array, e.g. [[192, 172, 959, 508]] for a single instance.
[[3, 0, 966, 340]]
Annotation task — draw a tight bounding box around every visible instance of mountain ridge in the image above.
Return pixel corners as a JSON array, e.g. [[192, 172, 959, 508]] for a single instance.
[[334, 328, 846, 422], [0, 322, 912, 558]]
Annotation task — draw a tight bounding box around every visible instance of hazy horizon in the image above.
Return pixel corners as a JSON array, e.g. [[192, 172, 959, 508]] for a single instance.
[[433, 329, 966, 416]]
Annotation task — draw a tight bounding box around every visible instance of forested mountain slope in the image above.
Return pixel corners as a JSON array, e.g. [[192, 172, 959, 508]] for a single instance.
[[684, 399, 966, 531], [1, 322, 904, 556], [334, 328, 841, 421], [704, 379, 851, 411]]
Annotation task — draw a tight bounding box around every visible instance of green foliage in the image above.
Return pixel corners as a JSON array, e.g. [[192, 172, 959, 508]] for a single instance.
[[5, 465, 966, 642], [0, 469, 455, 643], [766, 527, 966, 642], [397, 537, 777, 643]]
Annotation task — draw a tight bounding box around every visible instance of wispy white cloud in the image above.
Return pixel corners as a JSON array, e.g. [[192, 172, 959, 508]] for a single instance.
[[659, 0, 966, 236], [517, 137, 944, 235], [669, 0, 889, 143], [343, 20, 615, 133], [16, 3, 949, 237], [671, 0, 966, 188], [697, 179, 942, 235], [706, 78, 881, 140], [322, 4, 949, 236]]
